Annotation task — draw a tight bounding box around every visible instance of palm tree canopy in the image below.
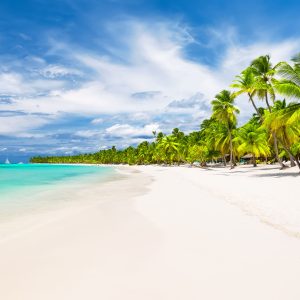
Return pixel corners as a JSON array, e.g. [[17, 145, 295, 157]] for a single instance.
[[251, 55, 275, 78], [274, 61, 300, 99], [235, 123, 270, 158], [211, 90, 240, 128], [250, 55, 277, 103], [231, 67, 257, 97], [262, 100, 300, 147]]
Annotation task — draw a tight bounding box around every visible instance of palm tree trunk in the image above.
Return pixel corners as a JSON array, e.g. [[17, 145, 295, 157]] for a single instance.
[[289, 154, 296, 167], [265, 92, 285, 168], [272, 132, 286, 169], [233, 156, 237, 166], [248, 93, 261, 119], [265, 92, 272, 112], [229, 131, 234, 169], [223, 155, 227, 166], [252, 153, 257, 167], [278, 139, 300, 170], [282, 130, 296, 167]]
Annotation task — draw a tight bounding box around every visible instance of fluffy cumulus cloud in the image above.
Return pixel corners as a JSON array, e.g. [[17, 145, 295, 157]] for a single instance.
[[1, 19, 300, 157]]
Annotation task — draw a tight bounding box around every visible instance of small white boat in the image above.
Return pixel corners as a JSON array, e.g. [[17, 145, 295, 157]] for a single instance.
[[4, 158, 10, 164]]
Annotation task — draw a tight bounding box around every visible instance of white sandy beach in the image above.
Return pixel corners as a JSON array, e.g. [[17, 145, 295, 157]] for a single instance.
[[0, 165, 300, 300]]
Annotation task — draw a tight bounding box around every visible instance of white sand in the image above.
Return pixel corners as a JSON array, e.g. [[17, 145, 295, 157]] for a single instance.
[[0, 165, 300, 300]]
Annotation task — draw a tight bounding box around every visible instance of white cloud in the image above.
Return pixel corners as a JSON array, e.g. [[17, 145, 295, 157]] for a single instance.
[[0, 72, 66, 96], [0, 147, 7, 151], [0, 115, 50, 135], [221, 39, 300, 72], [1, 20, 300, 143], [74, 130, 100, 138], [105, 123, 160, 138], [91, 118, 104, 125], [0, 73, 30, 95]]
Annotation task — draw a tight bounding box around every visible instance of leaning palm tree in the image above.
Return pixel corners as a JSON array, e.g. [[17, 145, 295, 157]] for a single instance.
[[250, 54, 286, 168], [211, 90, 239, 169], [274, 57, 300, 159], [262, 100, 300, 170], [231, 67, 262, 119], [235, 123, 270, 167], [250, 55, 276, 110]]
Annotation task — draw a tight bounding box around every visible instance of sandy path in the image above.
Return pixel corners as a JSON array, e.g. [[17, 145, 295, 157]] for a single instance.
[[0, 165, 300, 300]]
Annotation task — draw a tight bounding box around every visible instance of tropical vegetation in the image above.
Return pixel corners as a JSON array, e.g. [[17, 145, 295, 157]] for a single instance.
[[31, 54, 300, 171]]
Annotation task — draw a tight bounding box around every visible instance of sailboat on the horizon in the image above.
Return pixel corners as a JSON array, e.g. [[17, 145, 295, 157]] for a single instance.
[[4, 158, 10, 164]]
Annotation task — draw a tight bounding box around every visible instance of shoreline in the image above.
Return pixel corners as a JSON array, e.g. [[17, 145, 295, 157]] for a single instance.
[[0, 165, 115, 224], [0, 165, 300, 299], [0, 166, 151, 243]]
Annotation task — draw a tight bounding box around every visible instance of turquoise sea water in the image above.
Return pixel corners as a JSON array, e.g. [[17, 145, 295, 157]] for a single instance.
[[0, 164, 114, 220]]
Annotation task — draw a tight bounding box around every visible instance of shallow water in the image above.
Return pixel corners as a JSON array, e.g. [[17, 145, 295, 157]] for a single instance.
[[0, 164, 114, 220]]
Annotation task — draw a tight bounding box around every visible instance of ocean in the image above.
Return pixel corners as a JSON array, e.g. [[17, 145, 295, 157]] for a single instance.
[[0, 164, 115, 220]]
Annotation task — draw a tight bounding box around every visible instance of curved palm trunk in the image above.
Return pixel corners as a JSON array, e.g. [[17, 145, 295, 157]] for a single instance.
[[264, 93, 286, 169], [278, 138, 300, 170], [248, 93, 262, 120], [282, 131, 296, 167], [229, 130, 234, 169], [265, 92, 272, 112], [272, 132, 285, 169]]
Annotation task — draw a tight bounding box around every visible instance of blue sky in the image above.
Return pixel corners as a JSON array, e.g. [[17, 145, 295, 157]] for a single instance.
[[1, 0, 300, 162]]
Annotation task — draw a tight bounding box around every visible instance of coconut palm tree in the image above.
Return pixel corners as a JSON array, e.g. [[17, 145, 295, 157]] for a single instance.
[[250, 55, 277, 110], [187, 144, 209, 167], [211, 90, 239, 169], [262, 100, 300, 169], [231, 67, 262, 119], [235, 123, 270, 167], [250, 55, 287, 168], [172, 128, 185, 141], [274, 61, 300, 168], [136, 141, 151, 164], [157, 135, 180, 164], [274, 54, 300, 99], [291, 141, 300, 163]]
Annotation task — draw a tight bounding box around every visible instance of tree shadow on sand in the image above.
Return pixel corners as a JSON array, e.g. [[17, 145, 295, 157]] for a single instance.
[[253, 172, 300, 178]]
